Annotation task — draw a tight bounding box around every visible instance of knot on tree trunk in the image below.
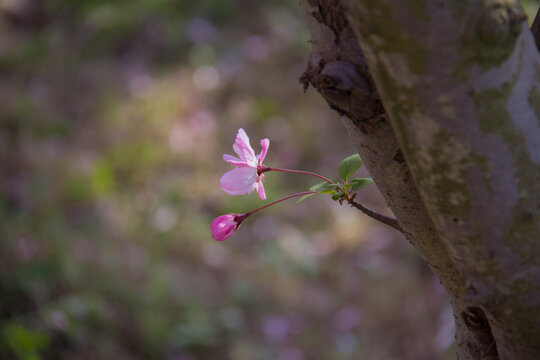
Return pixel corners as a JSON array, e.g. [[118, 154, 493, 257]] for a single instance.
[[462, 0, 528, 65], [476, 0, 526, 45], [299, 60, 386, 134], [313, 61, 364, 101]]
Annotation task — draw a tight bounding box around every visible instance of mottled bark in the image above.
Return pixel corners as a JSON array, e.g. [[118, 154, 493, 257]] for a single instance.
[[299, 0, 540, 359]]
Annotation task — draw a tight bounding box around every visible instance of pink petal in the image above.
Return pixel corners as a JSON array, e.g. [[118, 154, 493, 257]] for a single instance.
[[223, 154, 240, 162], [223, 154, 250, 167], [236, 128, 250, 145], [232, 128, 257, 165], [220, 167, 258, 195], [256, 182, 266, 200], [257, 138, 269, 163]]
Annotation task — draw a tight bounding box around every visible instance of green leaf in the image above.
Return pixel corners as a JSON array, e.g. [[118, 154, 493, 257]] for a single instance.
[[331, 192, 345, 200], [326, 183, 343, 189], [338, 154, 363, 182], [309, 182, 334, 192], [351, 178, 374, 191], [296, 193, 317, 205], [296, 188, 335, 205], [319, 190, 334, 195]]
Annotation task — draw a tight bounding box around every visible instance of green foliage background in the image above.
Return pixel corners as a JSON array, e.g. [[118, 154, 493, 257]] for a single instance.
[[1, 1, 538, 359]]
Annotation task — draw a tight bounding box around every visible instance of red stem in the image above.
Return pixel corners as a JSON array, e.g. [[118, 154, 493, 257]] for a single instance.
[[245, 191, 317, 217]]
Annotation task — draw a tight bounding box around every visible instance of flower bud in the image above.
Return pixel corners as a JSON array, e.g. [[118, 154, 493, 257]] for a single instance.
[[210, 214, 242, 241]]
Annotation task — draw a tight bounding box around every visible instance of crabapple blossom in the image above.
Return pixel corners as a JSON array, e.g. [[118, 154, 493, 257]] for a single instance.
[[220, 128, 269, 200], [211, 132, 391, 241]]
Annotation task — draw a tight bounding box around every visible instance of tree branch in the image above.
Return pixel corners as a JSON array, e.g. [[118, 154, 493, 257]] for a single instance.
[[347, 199, 403, 232]]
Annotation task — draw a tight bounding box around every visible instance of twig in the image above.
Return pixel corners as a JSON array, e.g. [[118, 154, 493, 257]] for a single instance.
[[347, 199, 403, 233]]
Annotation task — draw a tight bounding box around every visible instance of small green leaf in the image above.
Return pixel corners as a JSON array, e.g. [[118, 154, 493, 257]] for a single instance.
[[309, 182, 334, 192], [319, 190, 334, 195], [351, 178, 374, 191], [296, 193, 317, 205], [338, 154, 363, 182], [296, 188, 335, 205], [331, 192, 345, 200], [326, 183, 343, 189]]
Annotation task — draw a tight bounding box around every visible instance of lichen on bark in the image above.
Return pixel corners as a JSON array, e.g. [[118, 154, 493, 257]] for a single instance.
[[349, 0, 428, 75]]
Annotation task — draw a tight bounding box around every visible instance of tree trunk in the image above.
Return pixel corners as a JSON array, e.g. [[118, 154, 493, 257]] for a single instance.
[[298, 1, 540, 359]]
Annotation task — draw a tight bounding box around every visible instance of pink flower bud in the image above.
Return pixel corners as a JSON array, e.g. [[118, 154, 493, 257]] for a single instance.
[[210, 214, 242, 241]]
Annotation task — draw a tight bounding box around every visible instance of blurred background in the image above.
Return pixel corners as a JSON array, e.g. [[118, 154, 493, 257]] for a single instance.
[[1, 1, 538, 359]]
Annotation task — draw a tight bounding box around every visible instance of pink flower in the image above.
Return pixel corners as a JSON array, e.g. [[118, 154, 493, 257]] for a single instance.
[[210, 213, 244, 241], [220, 128, 269, 200]]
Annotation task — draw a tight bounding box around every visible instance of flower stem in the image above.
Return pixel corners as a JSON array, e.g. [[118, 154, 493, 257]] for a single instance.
[[245, 191, 317, 217], [259, 167, 334, 184]]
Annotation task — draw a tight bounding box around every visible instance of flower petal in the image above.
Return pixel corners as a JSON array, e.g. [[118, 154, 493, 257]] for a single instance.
[[223, 154, 240, 162], [232, 128, 257, 166], [257, 138, 269, 163], [220, 167, 258, 195], [256, 181, 266, 200], [223, 154, 249, 167]]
